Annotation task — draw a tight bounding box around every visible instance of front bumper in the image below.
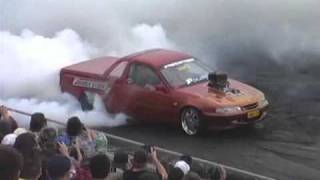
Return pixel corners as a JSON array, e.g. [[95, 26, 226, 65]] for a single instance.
[[202, 106, 268, 130]]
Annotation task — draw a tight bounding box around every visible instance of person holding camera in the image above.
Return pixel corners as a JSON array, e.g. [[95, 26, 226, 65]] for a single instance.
[[123, 146, 168, 180]]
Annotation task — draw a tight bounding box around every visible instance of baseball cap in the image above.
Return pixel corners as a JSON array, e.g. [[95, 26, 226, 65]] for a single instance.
[[174, 160, 190, 175], [1, 133, 17, 145]]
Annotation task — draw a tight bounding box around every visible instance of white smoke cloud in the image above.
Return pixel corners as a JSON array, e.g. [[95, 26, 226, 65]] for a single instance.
[[0, 3, 175, 127], [0, 29, 120, 127], [0, 24, 174, 98], [1, 0, 319, 127], [0, 94, 127, 128], [106, 23, 176, 56], [0, 29, 91, 98], [1, 0, 319, 60]]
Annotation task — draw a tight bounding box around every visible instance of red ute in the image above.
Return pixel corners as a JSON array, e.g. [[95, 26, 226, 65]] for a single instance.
[[60, 49, 268, 135]]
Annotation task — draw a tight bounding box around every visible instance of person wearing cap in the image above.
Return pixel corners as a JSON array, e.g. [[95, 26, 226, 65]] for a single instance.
[[47, 155, 74, 180], [174, 160, 190, 175], [1, 133, 17, 146], [180, 155, 192, 166], [123, 146, 168, 180], [13, 128, 28, 136]]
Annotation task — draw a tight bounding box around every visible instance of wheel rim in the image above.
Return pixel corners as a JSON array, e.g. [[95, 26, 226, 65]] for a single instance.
[[181, 108, 200, 135]]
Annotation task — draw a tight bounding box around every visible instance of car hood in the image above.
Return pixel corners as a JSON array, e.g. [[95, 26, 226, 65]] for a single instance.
[[177, 79, 263, 107]]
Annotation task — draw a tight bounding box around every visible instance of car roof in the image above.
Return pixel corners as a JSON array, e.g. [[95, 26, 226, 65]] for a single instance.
[[121, 49, 192, 68]]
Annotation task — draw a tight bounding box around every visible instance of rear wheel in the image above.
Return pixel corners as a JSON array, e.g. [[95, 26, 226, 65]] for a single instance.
[[79, 92, 94, 111], [180, 107, 205, 136]]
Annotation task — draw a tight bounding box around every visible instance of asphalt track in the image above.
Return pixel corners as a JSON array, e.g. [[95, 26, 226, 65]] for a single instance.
[[7, 50, 318, 179], [105, 58, 320, 180]]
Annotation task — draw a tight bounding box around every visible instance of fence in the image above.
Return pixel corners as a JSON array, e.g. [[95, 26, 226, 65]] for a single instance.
[[6, 106, 275, 180]]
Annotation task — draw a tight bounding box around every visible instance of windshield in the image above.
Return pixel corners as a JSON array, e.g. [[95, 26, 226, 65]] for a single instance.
[[161, 58, 211, 88]]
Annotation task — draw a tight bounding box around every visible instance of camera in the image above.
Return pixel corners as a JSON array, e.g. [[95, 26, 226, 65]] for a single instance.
[[143, 145, 152, 153]]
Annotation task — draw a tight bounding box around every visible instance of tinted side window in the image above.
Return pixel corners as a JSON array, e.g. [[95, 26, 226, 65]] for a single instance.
[[109, 61, 128, 78], [129, 64, 161, 87]]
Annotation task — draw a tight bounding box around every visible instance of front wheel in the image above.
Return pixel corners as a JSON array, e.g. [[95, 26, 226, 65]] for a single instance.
[[180, 107, 206, 136]]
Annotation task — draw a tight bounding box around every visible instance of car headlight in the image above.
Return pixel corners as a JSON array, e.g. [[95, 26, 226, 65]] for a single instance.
[[216, 106, 242, 113], [259, 95, 269, 107]]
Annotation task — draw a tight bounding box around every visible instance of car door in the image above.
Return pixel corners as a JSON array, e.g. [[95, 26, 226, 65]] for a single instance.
[[112, 63, 175, 122], [103, 61, 129, 113]]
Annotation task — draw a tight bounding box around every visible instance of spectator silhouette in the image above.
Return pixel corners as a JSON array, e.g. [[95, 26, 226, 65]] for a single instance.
[[29, 112, 47, 133], [90, 153, 111, 180], [13, 132, 40, 179], [0, 120, 12, 142], [0, 145, 23, 180], [57, 116, 96, 158], [183, 171, 201, 180], [47, 155, 73, 180], [0, 106, 18, 132], [124, 147, 167, 180], [109, 150, 129, 180], [168, 167, 184, 180]]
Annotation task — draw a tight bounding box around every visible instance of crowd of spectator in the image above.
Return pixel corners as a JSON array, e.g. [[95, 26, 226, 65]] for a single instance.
[[0, 105, 226, 180]]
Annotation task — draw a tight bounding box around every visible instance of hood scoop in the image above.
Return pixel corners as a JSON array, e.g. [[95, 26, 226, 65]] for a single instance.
[[208, 72, 240, 94]]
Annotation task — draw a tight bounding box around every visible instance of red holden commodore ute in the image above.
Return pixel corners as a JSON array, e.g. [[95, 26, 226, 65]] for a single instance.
[[60, 49, 268, 135]]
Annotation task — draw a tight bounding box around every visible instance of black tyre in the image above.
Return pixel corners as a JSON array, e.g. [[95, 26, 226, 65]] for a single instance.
[[180, 107, 206, 136], [79, 93, 94, 111]]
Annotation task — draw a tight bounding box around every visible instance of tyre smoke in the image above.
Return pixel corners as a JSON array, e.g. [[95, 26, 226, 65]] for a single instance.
[[1, 0, 319, 127], [0, 1, 176, 127]]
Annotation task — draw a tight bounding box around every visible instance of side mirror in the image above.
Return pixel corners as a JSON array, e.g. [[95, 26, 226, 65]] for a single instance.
[[155, 84, 168, 93]]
